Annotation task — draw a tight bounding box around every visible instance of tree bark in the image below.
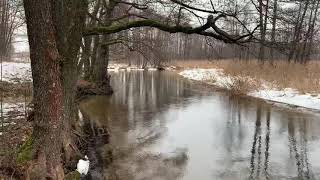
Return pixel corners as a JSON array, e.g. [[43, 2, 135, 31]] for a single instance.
[[288, 0, 310, 62], [258, 0, 268, 62], [93, 34, 113, 95], [52, 0, 87, 163], [270, 0, 278, 61], [83, 37, 92, 80], [306, 0, 319, 61], [24, 0, 87, 178], [23, 0, 64, 179], [92, 1, 116, 95]]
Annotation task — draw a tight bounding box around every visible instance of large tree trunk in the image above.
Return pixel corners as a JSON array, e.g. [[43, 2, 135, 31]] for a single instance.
[[93, 35, 113, 95], [24, 0, 87, 177], [90, 1, 117, 95], [23, 0, 64, 179], [52, 0, 87, 163]]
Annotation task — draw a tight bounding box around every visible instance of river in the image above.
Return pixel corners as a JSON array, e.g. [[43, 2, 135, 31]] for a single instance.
[[80, 71, 320, 180]]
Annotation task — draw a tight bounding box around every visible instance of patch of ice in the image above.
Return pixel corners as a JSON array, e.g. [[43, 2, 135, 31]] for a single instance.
[[76, 155, 90, 175]]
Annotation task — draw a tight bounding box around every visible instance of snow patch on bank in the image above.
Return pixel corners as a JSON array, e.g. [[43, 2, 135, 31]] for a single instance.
[[0, 62, 32, 83], [179, 69, 320, 111], [77, 155, 90, 175], [179, 69, 233, 88], [249, 89, 320, 110], [1, 102, 26, 120], [108, 63, 175, 71]]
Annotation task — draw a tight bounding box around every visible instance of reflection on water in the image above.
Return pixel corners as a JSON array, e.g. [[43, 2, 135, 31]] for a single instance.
[[80, 71, 320, 180]]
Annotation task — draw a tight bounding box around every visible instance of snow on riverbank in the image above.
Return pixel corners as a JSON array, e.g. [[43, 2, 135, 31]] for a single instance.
[[76, 155, 90, 175], [0, 62, 32, 83], [179, 69, 233, 87], [179, 69, 320, 111]]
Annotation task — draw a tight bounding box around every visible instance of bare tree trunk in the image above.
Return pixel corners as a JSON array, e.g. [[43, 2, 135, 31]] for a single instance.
[[288, 0, 310, 62], [92, 1, 116, 95], [24, 0, 87, 178], [270, 0, 278, 61], [0, 0, 21, 59], [300, 0, 317, 63], [93, 34, 113, 94], [83, 37, 93, 80], [82, 0, 101, 80], [90, 35, 100, 78], [23, 0, 64, 179], [258, 0, 269, 62], [52, 0, 87, 163], [305, 0, 319, 61]]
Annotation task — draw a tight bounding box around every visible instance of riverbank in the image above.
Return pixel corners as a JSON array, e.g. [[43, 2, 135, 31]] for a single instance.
[[177, 60, 320, 111], [108, 62, 176, 71]]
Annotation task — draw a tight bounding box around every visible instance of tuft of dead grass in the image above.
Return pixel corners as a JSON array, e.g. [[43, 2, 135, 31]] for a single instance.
[[228, 76, 258, 95], [173, 60, 216, 69], [174, 59, 320, 94]]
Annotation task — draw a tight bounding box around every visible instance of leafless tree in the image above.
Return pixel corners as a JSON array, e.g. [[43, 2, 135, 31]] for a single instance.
[[0, 0, 24, 59]]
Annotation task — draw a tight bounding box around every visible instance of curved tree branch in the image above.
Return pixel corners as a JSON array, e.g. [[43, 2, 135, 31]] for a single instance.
[[84, 15, 257, 43]]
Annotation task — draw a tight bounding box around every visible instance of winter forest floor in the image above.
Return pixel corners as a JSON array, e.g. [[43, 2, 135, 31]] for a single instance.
[[175, 59, 320, 111], [0, 62, 33, 178]]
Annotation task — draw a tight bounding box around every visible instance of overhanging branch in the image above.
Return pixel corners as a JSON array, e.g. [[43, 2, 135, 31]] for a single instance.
[[84, 16, 258, 43]]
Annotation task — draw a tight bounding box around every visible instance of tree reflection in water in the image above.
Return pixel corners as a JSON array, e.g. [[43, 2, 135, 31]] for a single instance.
[[79, 71, 320, 180], [248, 105, 271, 180], [79, 71, 194, 180], [288, 115, 315, 180]]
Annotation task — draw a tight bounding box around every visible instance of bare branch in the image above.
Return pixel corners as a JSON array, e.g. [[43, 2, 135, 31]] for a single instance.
[[84, 15, 257, 43]]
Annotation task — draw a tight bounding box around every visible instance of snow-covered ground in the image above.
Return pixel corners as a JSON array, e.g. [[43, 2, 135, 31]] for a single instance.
[[1, 102, 27, 120], [77, 155, 90, 175], [0, 102, 27, 136], [0, 62, 32, 83], [179, 69, 320, 111]]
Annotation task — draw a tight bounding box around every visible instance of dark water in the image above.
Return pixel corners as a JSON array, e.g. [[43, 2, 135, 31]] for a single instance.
[[80, 71, 320, 180]]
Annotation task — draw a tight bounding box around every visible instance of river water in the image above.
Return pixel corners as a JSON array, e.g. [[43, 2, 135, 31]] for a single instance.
[[80, 71, 320, 180]]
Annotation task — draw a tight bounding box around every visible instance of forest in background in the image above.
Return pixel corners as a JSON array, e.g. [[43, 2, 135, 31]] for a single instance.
[[2, 0, 320, 66]]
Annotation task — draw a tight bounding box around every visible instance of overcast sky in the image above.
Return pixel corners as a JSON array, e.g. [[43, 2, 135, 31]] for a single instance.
[[11, 0, 298, 54]]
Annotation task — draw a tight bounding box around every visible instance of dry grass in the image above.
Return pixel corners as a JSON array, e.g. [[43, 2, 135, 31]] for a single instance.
[[228, 76, 258, 95], [173, 60, 216, 69], [174, 59, 320, 94]]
